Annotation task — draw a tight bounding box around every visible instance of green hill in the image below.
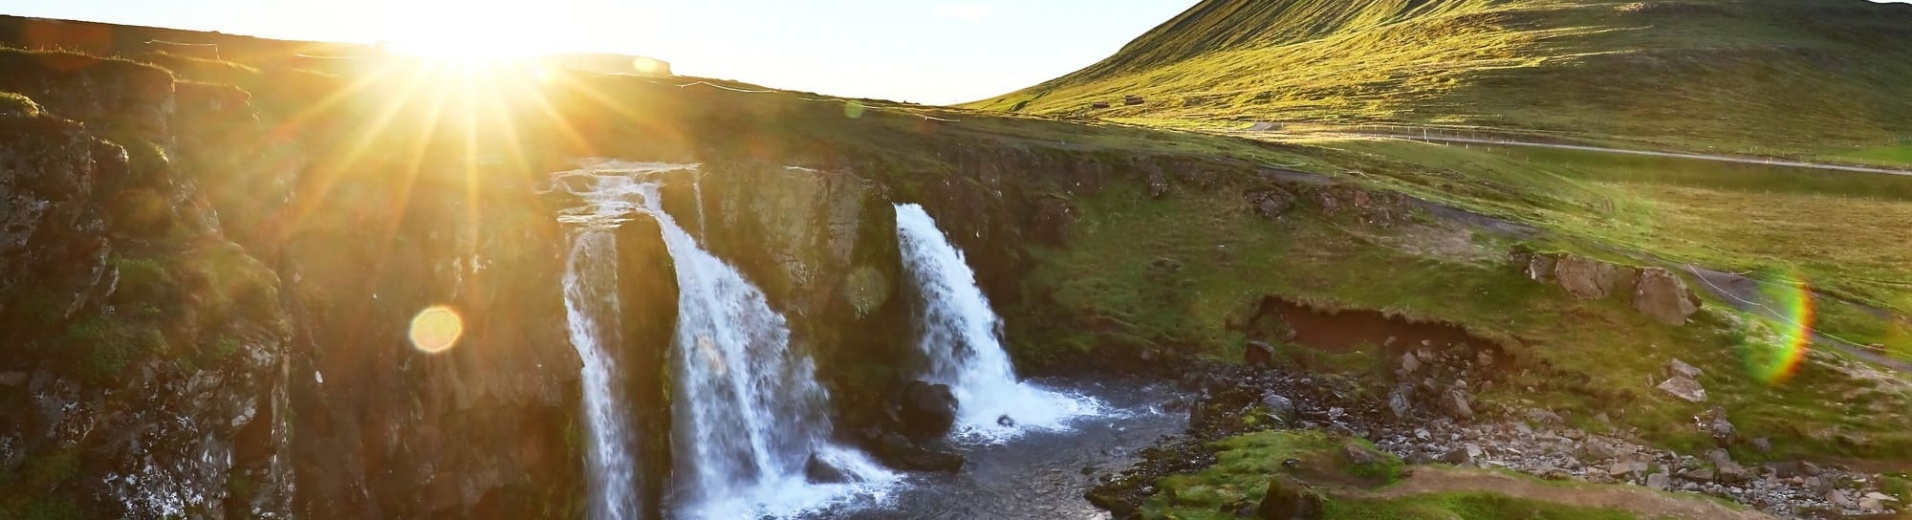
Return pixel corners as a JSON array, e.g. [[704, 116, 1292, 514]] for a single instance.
[[969, 0, 1912, 155]]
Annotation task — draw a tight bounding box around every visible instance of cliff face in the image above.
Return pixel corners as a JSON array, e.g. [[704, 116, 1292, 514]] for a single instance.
[[0, 54, 296, 519], [0, 42, 1287, 519], [0, 51, 587, 519]]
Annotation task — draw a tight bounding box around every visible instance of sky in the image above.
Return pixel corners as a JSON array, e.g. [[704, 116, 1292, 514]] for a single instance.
[[0, 0, 1202, 105]]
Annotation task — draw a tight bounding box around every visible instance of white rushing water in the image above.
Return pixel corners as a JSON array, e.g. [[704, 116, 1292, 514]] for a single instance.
[[556, 162, 894, 520], [562, 169, 672, 520], [893, 203, 1103, 443]]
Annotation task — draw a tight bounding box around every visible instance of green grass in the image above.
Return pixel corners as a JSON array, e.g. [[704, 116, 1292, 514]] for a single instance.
[[1325, 492, 1639, 520], [0, 90, 41, 117], [1012, 146, 1912, 460], [971, 0, 1912, 156], [1143, 431, 1403, 518], [1286, 138, 1912, 348], [1827, 144, 1912, 167], [1141, 431, 1639, 520]]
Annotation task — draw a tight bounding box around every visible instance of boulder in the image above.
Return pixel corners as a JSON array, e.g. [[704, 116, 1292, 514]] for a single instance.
[[1647, 473, 1672, 491], [1440, 388, 1474, 421], [1697, 407, 1734, 442], [1524, 408, 1564, 427], [1828, 490, 1857, 509], [1257, 477, 1324, 520], [874, 433, 965, 473], [1657, 375, 1707, 403], [1398, 352, 1422, 375], [1668, 358, 1703, 379], [901, 380, 958, 439], [1342, 442, 1381, 467], [1610, 459, 1649, 478], [1387, 386, 1414, 420], [804, 453, 850, 484], [1554, 255, 1629, 300], [1634, 268, 1700, 326], [1147, 170, 1170, 199], [1248, 189, 1297, 219], [1261, 393, 1297, 424], [1245, 340, 1276, 368]]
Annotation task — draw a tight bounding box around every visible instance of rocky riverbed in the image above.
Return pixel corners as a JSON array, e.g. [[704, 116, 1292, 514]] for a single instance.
[[1085, 351, 1905, 519]]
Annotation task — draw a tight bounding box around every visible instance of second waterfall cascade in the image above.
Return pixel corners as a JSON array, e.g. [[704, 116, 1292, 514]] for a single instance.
[[893, 203, 1102, 442], [557, 162, 894, 520]]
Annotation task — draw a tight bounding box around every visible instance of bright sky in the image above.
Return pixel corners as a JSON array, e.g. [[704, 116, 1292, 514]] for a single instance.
[[0, 0, 1200, 105]]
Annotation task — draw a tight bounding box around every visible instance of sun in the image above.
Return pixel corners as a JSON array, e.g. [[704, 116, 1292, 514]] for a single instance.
[[377, 1, 576, 63]]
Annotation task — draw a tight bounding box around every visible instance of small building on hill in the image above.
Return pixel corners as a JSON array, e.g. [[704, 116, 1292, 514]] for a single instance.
[[543, 53, 672, 77]]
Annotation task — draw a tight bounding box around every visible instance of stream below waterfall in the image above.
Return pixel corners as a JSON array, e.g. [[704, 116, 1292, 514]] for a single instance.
[[822, 377, 1186, 520]]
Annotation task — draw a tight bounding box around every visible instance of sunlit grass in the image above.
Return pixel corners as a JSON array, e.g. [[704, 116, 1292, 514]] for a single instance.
[[972, 0, 1912, 156]]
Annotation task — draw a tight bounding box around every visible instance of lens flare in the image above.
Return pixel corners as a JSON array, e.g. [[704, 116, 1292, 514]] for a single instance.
[[1742, 270, 1815, 383], [409, 305, 465, 353]]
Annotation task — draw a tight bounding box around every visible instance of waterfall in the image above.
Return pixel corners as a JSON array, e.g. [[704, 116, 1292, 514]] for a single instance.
[[555, 162, 893, 520], [562, 229, 642, 520], [893, 203, 1101, 442]]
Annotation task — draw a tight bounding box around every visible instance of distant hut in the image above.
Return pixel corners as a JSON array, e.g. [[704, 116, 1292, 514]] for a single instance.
[[544, 53, 673, 77], [1090, 102, 1111, 109], [1124, 95, 1145, 106]]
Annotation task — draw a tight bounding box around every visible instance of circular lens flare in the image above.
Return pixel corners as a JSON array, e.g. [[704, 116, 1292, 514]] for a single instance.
[[1741, 269, 1814, 384], [409, 305, 465, 353]]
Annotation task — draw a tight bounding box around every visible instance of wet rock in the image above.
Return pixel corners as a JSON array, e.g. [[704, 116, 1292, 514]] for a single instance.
[[1657, 375, 1707, 403], [1257, 477, 1324, 520], [1245, 340, 1276, 368], [1634, 268, 1700, 326], [901, 380, 958, 439], [874, 433, 965, 473], [805, 453, 851, 484]]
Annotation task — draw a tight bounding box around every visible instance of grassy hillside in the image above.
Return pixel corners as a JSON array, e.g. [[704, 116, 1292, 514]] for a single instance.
[[969, 0, 1912, 156]]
